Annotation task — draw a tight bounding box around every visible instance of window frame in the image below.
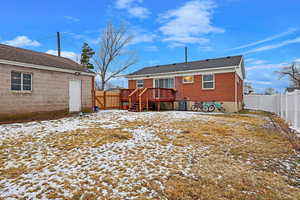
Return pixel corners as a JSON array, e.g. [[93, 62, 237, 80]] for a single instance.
[[182, 76, 194, 84], [153, 78, 175, 89], [202, 74, 215, 90], [11, 71, 33, 92], [136, 79, 144, 88]]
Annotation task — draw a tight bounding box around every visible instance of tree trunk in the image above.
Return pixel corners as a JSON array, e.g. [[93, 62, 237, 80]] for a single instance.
[[101, 79, 105, 91]]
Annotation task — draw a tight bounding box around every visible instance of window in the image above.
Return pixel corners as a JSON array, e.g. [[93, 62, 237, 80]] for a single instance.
[[11, 71, 32, 91], [136, 80, 144, 88], [154, 78, 174, 88], [182, 76, 194, 83], [202, 74, 214, 89]]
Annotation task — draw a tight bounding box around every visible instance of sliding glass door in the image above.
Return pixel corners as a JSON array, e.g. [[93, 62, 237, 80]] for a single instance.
[[154, 78, 174, 88], [154, 78, 174, 98]]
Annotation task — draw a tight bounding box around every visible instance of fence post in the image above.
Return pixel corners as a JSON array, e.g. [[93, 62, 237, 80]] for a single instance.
[[295, 90, 299, 129], [280, 93, 283, 118], [285, 92, 288, 123]]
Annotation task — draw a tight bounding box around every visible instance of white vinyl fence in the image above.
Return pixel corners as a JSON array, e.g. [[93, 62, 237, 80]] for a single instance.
[[244, 90, 300, 132]]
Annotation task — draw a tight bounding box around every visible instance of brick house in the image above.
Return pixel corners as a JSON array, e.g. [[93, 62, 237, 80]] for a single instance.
[[0, 44, 95, 120], [121, 55, 245, 112]]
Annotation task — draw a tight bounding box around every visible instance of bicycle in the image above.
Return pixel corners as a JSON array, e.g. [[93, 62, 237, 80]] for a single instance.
[[191, 102, 203, 112], [202, 101, 226, 112]]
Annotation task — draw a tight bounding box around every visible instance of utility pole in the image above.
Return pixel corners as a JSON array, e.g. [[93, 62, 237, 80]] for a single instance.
[[185, 47, 188, 64], [57, 32, 61, 57]]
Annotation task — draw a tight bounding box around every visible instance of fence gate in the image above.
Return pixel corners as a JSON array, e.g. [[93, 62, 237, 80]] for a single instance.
[[95, 91, 120, 109]]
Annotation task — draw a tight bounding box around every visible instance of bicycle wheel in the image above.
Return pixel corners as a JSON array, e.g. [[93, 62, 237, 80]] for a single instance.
[[208, 105, 215, 112], [202, 105, 209, 112], [191, 105, 198, 112]]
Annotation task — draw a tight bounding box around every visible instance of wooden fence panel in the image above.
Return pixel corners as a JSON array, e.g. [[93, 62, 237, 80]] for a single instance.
[[95, 91, 120, 109]]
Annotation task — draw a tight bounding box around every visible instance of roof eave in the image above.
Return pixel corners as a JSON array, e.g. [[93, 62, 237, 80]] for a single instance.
[[0, 59, 96, 76], [126, 65, 238, 78]]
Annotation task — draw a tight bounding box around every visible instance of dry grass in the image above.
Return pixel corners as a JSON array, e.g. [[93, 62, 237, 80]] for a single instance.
[[43, 128, 132, 150], [164, 154, 300, 200], [0, 111, 299, 199], [157, 115, 293, 160]]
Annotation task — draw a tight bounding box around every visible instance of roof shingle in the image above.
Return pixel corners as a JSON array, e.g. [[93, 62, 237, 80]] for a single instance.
[[0, 44, 91, 73], [128, 55, 243, 76]]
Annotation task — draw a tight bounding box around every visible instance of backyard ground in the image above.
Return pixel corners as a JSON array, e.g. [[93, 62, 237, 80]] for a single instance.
[[0, 110, 299, 200]]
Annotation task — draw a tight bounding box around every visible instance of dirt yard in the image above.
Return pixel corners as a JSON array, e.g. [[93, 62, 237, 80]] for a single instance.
[[0, 110, 299, 199]]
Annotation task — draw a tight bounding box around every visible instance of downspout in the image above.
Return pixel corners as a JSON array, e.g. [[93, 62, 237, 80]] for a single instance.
[[92, 75, 95, 111], [234, 66, 238, 112]]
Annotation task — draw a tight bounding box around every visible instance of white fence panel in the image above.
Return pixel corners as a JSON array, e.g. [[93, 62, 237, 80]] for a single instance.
[[244, 91, 300, 132]]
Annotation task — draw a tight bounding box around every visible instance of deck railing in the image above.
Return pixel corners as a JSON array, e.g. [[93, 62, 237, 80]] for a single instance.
[[120, 88, 176, 103]]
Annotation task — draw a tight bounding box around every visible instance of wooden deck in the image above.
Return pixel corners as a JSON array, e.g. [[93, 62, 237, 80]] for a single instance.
[[120, 88, 176, 111]]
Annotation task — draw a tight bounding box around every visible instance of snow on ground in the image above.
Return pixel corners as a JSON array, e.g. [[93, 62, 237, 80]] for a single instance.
[[0, 110, 299, 199], [0, 110, 213, 199]]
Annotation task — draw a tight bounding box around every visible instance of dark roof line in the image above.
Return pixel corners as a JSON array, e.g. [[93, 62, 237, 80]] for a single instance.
[[128, 55, 243, 76]]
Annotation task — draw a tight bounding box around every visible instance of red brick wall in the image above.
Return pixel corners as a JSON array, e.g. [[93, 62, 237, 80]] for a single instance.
[[128, 72, 243, 102], [128, 79, 152, 89], [128, 80, 136, 89], [175, 72, 236, 102]]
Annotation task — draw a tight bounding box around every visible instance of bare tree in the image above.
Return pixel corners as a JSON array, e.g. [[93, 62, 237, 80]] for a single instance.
[[93, 21, 138, 90], [264, 87, 275, 95], [277, 62, 300, 88]]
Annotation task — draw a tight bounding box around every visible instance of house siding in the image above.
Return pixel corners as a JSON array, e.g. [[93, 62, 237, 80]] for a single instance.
[[0, 63, 94, 116], [129, 72, 241, 102], [128, 72, 243, 112]]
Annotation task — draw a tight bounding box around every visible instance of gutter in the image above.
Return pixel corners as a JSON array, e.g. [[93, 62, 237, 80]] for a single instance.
[[0, 59, 95, 76], [126, 65, 238, 79]]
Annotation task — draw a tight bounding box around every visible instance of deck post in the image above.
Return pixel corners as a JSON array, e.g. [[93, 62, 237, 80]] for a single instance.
[[158, 101, 160, 111], [146, 96, 149, 111], [139, 96, 142, 112], [129, 97, 131, 110]]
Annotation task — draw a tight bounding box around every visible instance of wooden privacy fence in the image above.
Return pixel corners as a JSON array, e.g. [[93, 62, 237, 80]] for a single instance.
[[95, 91, 120, 109]]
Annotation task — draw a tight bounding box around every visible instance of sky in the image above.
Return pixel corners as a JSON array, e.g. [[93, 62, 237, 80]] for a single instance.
[[1, 0, 300, 92]]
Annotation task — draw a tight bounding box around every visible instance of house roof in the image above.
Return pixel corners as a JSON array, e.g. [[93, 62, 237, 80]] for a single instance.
[[128, 55, 243, 76], [0, 44, 91, 73]]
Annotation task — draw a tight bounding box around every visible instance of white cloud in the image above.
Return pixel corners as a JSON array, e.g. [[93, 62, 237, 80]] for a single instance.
[[229, 28, 297, 51], [294, 58, 300, 62], [159, 0, 224, 46], [246, 80, 272, 85], [46, 50, 79, 62], [245, 58, 255, 62], [115, 0, 150, 19], [4, 36, 41, 47], [64, 16, 80, 22], [246, 63, 288, 71], [249, 60, 267, 65], [128, 6, 150, 18], [145, 45, 158, 51], [244, 37, 300, 54], [116, 0, 139, 8], [199, 46, 213, 52], [131, 33, 156, 44]]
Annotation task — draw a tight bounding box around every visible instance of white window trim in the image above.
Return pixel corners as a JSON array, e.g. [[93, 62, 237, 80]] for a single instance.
[[153, 77, 175, 89], [182, 76, 194, 84], [202, 74, 215, 90], [136, 80, 144, 88], [11, 71, 33, 92]]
